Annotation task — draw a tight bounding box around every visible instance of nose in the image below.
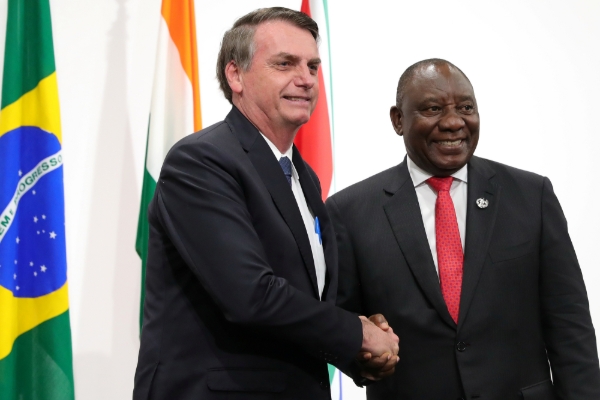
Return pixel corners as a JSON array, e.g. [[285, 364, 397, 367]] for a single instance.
[[294, 65, 316, 89], [438, 109, 465, 132]]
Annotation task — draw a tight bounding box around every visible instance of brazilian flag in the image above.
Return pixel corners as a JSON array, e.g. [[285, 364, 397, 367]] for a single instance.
[[0, 0, 75, 399]]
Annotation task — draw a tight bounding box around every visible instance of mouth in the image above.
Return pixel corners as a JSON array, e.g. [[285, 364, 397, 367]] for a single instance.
[[435, 139, 464, 147], [283, 96, 311, 103]]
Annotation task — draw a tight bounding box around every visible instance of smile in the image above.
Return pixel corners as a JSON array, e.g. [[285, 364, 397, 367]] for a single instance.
[[436, 139, 463, 147], [283, 96, 310, 102]]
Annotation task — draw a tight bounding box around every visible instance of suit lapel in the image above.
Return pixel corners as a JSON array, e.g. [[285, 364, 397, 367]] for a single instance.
[[383, 161, 456, 328], [457, 156, 499, 329], [292, 148, 337, 303], [226, 108, 319, 298]]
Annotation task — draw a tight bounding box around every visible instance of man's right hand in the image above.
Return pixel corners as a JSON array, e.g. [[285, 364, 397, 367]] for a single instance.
[[357, 314, 399, 380]]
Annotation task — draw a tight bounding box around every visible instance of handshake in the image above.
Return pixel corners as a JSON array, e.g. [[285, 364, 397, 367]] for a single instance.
[[357, 314, 399, 381]]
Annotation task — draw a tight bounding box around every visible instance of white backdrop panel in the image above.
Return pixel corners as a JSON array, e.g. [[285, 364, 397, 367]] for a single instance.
[[0, 1, 597, 398]]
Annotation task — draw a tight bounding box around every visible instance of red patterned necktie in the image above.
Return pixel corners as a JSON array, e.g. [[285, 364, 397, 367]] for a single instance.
[[427, 176, 463, 324]]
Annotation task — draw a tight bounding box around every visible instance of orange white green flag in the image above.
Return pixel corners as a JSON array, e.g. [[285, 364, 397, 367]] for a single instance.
[[0, 0, 75, 398], [136, 0, 201, 329], [296, 0, 334, 201]]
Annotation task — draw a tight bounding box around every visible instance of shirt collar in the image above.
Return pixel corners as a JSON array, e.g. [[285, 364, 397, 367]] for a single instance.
[[260, 132, 298, 179], [407, 155, 468, 187]]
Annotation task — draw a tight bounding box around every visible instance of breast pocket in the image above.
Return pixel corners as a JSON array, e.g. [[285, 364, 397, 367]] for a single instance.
[[519, 379, 556, 400], [489, 240, 535, 264], [207, 368, 286, 393]]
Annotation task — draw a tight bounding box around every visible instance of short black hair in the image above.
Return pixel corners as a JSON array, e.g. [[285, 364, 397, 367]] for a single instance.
[[395, 58, 471, 108]]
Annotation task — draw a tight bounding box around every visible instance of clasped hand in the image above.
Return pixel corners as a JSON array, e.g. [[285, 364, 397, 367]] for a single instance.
[[357, 314, 400, 381]]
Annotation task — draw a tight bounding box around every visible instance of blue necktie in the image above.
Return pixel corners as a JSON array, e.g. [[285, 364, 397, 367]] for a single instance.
[[279, 156, 292, 186]]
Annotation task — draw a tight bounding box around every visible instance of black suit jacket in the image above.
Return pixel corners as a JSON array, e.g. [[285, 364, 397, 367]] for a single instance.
[[133, 107, 362, 400], [326, 156, 600, 400]]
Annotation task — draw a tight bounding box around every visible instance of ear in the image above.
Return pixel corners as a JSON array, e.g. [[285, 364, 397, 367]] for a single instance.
[[225, 60, 243, 95], [390, 106, 403, 136]]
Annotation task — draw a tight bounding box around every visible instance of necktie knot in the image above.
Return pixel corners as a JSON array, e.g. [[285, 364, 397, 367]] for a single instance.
[[427, 176, 453, 192], [279, 156, 292, 186]]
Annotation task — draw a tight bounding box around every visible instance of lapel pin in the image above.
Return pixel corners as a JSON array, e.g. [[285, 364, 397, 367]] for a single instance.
[[476, 198, 489, 209]]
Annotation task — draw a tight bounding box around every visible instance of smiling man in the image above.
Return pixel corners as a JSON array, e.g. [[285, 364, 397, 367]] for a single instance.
[[326, 59, 600, 399], [133, 7, 399, 400]]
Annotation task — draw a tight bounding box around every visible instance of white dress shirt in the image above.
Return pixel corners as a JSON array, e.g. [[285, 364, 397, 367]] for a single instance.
[[407, 156, 468, 276], [260, 133, 327, 298]]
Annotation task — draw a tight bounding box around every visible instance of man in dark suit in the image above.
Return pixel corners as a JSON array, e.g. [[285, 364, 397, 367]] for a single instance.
[[133, 8, 398, 400], [326, 58, 600, 399]]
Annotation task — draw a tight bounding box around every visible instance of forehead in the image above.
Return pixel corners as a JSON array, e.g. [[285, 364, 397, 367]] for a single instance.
[[405, 64, 475, 103], [252, 20, 318, 57]]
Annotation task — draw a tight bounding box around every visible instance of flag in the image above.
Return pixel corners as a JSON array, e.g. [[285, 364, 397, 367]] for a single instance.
[[0, 0, 75, 398], [136, 0, 201, 329], [296, 0, 334, 201]]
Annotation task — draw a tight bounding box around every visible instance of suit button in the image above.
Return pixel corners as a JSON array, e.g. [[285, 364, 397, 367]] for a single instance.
[[456, 341, 467, 352], [320, 381, 330, 390]]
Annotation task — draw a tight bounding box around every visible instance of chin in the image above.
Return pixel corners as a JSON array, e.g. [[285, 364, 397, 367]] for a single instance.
[[287, 115, 311, 127], [436, 160, 468, 173]]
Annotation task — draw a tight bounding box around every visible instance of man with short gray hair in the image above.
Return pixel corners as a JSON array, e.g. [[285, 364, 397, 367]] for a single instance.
[[133, 7, 398, 400]]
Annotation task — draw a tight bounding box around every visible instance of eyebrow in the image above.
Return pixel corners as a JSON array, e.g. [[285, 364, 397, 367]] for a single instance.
[[271, 52, 321, 65], [419, 95, 475, 104], [420, 96, 440, 104], [456, 95, 475, 102]]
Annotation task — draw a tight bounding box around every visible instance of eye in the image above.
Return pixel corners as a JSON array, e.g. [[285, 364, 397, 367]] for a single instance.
[[420, 105, 442, 115], [460, 104, 475, 113]]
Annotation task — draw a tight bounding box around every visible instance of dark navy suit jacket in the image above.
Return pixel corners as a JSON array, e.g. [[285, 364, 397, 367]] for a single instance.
[[134, 107, 362, 400]]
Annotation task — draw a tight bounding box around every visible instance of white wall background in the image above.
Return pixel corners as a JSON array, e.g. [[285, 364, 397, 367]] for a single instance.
[[1, 0, 598, 398]]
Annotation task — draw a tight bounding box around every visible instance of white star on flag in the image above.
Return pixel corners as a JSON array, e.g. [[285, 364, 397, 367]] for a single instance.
[[34, 216, 38, 223], [40, 265, 47, 272], [49, 231, 57, 239], [34, 272, 38, 276], [14, 260, 17, 264], [42, 215, 46, 219], [37, 231, 40, 234], [18, 170, 22, 176], [16, 237, 20, 244], [16, 286, 19, 290], [32, 190, 36, 195], [29, 261, 33, 266], [13, 273, 16, 279]]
